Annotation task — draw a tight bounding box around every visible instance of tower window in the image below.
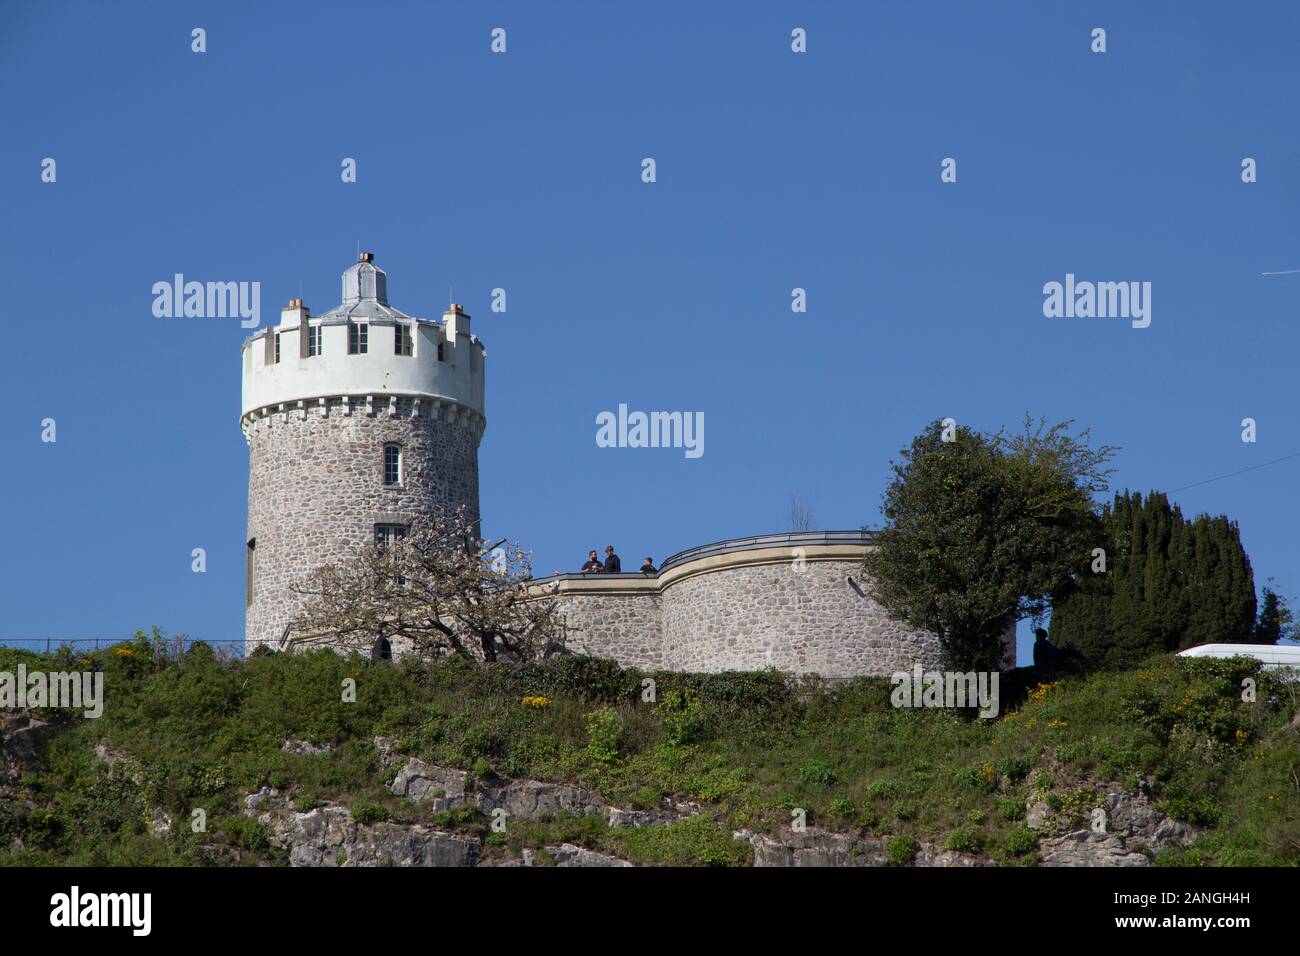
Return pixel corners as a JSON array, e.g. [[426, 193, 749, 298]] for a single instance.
[[273, 333, 281, 364], [395, 323, 413, 356], [375, 524, 408, 547], [246, 538, 256, 607], [383, 444, 402, 486], [437, 339, 445, 362], [348, 321, 368, 354], [308, 324, 321, 357]]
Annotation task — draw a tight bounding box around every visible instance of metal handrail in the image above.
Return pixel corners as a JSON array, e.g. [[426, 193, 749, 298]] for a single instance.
[[526, 531, 877, 585], [657, 530, 875, 573]]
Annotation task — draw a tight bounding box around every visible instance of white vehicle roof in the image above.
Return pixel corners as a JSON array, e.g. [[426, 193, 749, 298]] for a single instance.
[[1177, 643, 1300, 668]]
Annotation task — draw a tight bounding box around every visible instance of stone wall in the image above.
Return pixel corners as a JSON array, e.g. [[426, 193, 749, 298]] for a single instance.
[[659, 557, 944, 677], [555, 588, 664, 670], [245, 396, 481, 651], [543, 538, 1015, 678]]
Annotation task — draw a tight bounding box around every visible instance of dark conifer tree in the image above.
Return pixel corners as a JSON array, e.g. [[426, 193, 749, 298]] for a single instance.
[[1049, 491, 1257, 668]]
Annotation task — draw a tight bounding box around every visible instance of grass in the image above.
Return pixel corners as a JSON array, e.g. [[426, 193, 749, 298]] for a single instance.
[[1, 628, 1296, 866]]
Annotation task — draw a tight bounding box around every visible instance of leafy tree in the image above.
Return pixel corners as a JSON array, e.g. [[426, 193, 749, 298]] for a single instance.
[[863, 417, 1115, 671], [292, 506, 563, 663], [1049, 491, 1257, 667]]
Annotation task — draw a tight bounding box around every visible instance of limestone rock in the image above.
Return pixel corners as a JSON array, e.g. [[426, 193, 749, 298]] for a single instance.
[[737, 827, 993, 868], [1039, 830, 1149, 867], [390, 759, 470, 811], [543, 843, 633, 867], [250, 795, 479, 867], [388, 757, 684, 827]]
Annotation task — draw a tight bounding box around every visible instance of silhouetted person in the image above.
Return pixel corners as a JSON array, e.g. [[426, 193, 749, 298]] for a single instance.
[[640, 557, 658, 575], [580, 550, 603, 574], [1032, 627, 1060, 670], [603, 546, 621, 574], [371, 633, 392, 662]]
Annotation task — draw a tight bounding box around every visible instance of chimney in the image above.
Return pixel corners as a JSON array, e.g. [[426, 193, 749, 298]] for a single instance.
[[443, 302, 470, 342], [280, 298, 309, 330]]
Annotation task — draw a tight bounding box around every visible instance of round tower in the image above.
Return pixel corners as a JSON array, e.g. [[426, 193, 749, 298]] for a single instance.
[[240, 252, 486, 652]]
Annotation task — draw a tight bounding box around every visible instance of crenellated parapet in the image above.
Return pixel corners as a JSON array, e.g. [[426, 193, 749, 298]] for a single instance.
[[240, 252, 485, 441]]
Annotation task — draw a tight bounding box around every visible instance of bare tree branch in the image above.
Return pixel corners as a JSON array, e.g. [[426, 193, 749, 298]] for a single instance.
[[290, 506, 563, 663]]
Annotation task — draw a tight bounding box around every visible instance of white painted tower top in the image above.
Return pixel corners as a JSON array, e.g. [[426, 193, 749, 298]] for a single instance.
[[240, 253, 486, 433]]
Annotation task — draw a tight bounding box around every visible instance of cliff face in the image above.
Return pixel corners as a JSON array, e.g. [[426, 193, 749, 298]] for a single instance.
[[235, 745, 1198, 868]]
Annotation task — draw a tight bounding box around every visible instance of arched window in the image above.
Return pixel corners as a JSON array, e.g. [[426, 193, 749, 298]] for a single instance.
[[383, 444, 402, 486]]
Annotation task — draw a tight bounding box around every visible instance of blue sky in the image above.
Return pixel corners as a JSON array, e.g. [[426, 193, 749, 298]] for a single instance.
[[2, 1, 1298, 664]]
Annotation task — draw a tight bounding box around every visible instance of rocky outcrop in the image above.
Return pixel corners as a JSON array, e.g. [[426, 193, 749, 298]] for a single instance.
[[1027, 774, 1202, 866], [244, 745, 1204, 868], [1038, 830, 1148, 867], [389, 756, 689, 828], [242, 753, 710, 867], [484, 844, 634, 868], [244, 788, 481, 867], [737, 826, 993, 868]]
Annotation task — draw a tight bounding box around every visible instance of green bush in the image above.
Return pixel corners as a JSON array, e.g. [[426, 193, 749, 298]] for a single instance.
[[892, 802, 918, 822], [583, 708, 623, 764], [996, 797, 1026, 822], [798, 762, 838, 788], [617, 815, 751, 867], [994, 755, 1033, 783], [865, 780, 899, 801], [885, 835, 918, 866], [351, 800, 390, 825], [945, 827, 985, 853], [660, 690, 706, 747], [1003, 826, 1038, 856], [218, 816, 268, 851]]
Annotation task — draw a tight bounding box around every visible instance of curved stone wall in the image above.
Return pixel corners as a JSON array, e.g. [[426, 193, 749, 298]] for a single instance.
[[541, 533, 1013, 678], [658, 551, 942, 677], [245, 397, 481, 651]]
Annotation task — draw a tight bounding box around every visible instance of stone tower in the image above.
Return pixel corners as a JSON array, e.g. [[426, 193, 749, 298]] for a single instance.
[[240, 253, 486, 652]]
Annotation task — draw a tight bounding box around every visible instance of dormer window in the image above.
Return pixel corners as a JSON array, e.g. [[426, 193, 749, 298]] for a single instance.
[[395, 323, 413, 356], [348, 321, 368, 354]]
